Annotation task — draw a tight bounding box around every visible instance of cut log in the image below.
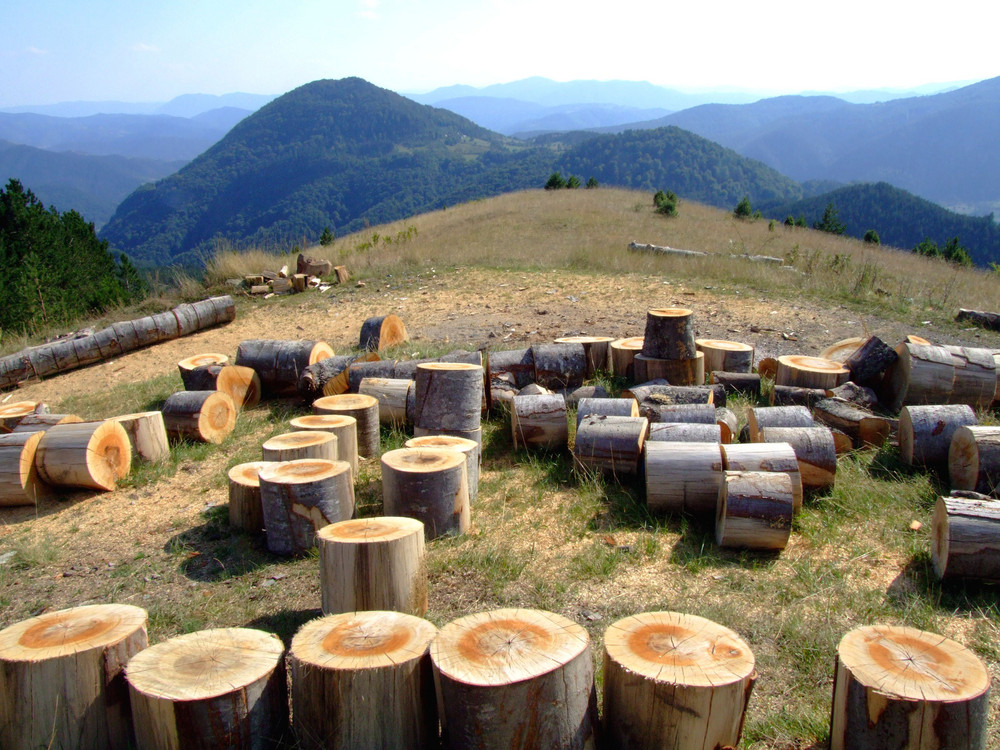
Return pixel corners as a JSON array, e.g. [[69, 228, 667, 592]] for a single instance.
[[575, 397, 639, 426], [359, 314, 408, 352], [259, 459, 355, 554], [511, 393, 568, 450], [381, 448, 469, 540], [813, 397, 892, 448], [297, 253, 332, 277], [271, 277, 293, 294], [623, 381, 714, 405], [313, 393, 380, 458], [177, 352, 229, 389], [565, 385, 608, 407], [906, 334, 932, 345], [290, 611, 437, 750], [161, 390, 236, 444], [430, 608, 597, 750], [262, 431, 338, 462], [819, 336, 866, 363], [0, 400, 45, 432], [716, 470, 794, 549], [829, 625, 990, 750], [110, 411, 170, 462], [710, 371, 762, 397], [956, 308, 1000, 332], [413, 363, 483, 433], [647, 422, 722, 443], [334, 265, 350, 284], [880, 343, 956, 413], [716, 407, 738, 444], [932, 495, 1000, 581], [644, 402, 716, 424], [249, 284, 270, 295], [391, 357, 435, 381], [610, 336, 643, 380], [898, 404, 977, 467], [213, 365, 261, 410], [756, 356, 778, 380], [602, 611, 755, 750], [412, 425, 483, 448], [297, 353, 367, 400], [317, 517, 427, 615], [825, 381, 879, 410], [227, 461, 276, 534], [291, 273, 307, 293], [126, 628, 287, 750], [633, 352, 705, 386], [760, 427, 837, 490], [11, 413, 82, 432], [34, 420, 131, 491], [747, 405, 814, 442], [843, 335, 898, 385], [0, 603, 148, 750], [775, 354, 849, 390], [696, 338, 754, 373], [359, 377, 413, 426], [573, 415, 648, 476], [831, 429, 854, 455], [949, 425, 1000, 496], [531, 342, 587, 390], [0, 432, 49, 506], [641, 308, 697, 360], [645, 441, 724, 515], [722, 442, 803, 514], [554, 336, 614, 377], [770, 384, 828, 407], [288, 415, 358, 478], [347, 359, 398, 393], [943, 345, 998, 409], [488, 348, 535, 388], [405, 435, 480, 503], [235, 338, 334, 397]]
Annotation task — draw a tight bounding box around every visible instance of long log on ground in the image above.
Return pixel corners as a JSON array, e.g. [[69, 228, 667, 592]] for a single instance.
[[413, 363, 483, 433], [775, 355, 849, 390], [11, 413, 82, 432], [290, 611, 437, 750], [949, 425, 1000, 496], [829, 624, 990, 750], [633, 352, 705, 387], [289, 414, 358, 479], [898, 404, 977, 467], [880, 343, 956, 413], [511, 393, 568, 450], [126, 628, 287, 750], [313, 393, 380, 458], [760, 426, 837, 490], [359, 314, 408, 351], [227, 461, 276, 535], [317, 517, 427, 615], [161, 390, 236, 444], [641, 308, 697, 360], [716, 407, 738, 444], [575, 397, 639, 426], [297, 353, 371, 400], [430, 608, 597, 750], [813, 397, 892, 448], [711, 371, 761, 397], [236, 338, 334, 397], [177, 353, 229, 389], [623, 381, 715, 406], [34, 420, 131, 491], [405, 435, 480, 503], [348, 359, 398, 393], [943, 345, 998, 409], [932, 494, 1000, 581], [489, 348, 535, 388], [359, 377, 413, 426], [645, 442, 724, 515], [643, 402, 716, 424], [573, 415, 648, 476], [722, 442, 803, 514], [110, 411, 170, 462], [770, 384, 828, 406], [696, 339, 754, 374], [747, 405, 815, 442], [716, 470, 794, 549], [262, 431, 338, 462], [956, 308, 1000, 331], [381, 448, 469, 540], [843, 335, 897, 385], [0, 432, 49, 506], [531, 342, 587, 390], [610, 337, 643, 380], [647, 422, 722, 443], [603, 611, 755, 750], [0, 603, 148, 750], [555, 336, 614, 377]]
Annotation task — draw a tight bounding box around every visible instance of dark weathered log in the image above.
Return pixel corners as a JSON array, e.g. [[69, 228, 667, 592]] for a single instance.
[[236, 339, 334, 397], [760, 426, 837, 490], [359, 314, 407, 351], [573, 415, 648, 476], [813, 397, 891, 448], [716, 470, 794, 549], [825, 381, 879, 409], [843, 336, 897, 385], [932, 495, 1000, 581], [161, 390, 237, 444], [347, 359, 398, 393], [178, 363, 223, 392], [956, 308, 1000, 332], [696, 339, 754, 374], [898, 404, 977, 467], [297, 353, 370, 399], [710, 371, 762, 397], [489, 348, 535, 388], [531, 343, 587, 390], [641, 308, 697, 360], [413, 363, 483, 433], [769, 384, 828, 407]]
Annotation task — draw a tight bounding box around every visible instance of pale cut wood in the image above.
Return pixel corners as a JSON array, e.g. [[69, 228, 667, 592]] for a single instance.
[[334, 265, 350, 284], [813, 397, 892, 448], [610, 336, 643, 380], [573, 415, 648, 476], [576, 397, 639, 426], [830, 625, 990, 750], [722, 442, 803, 514], [747, 405, 814, 442], [716, 407, 738, 444], [760, 426, 837, 490], [235, 338, 334, 397], [227, 461, 276, 534], [290, 611, 437, 750], [819, 336, 866, 363], [518, 383, 553, 396], [711, 371, 762, 397], [633, 352, 705, 386], [644, 402, 716, 424], [110, 411, 170, 462], [359, 376, 412, 425], [405, 434, 480, 503], [645, 441, 724, 515], [35, 420, 131, 491], [262, 431, 338, 462], [413, 363, 483, 432], [0, 603, 148, 750], [554, 335, 614, 376], [898, 404, 977, 467], [641, 308, 697, 360], [291, 273, 307, 292], [359, 314, 408, 351], [944, 345, 998, 409], [511, 393, 568, 450], [0, 432, 49, 506], [11, 413, 82, 432], [313, 393, 380, 458], [949, 425, 1000, 496], [531, 342, 587, 390], [412, 425, 483, 448], [177, 352, 229, 389], [906, 334, 932, 345], [317, 517, 428, 615], [716, 470, 794, 549], [488, 348, 535, 388], [932, 495, 1000, 581], [347, 359, 398, 393], [880, 343, 956, 413], [289, 414, 358, 478], [696, 338, 754, 373], [127, 627, 287, 750], [381, 448, 469, 540], [259, 459, 355, 555], [215, 365, 261, 410], [430, 608, 597, 750], [647, 422, 722, 443], [161, 390, 236, 444], [775, 354, 849, 390], [770, 384, 828, 407], [603, 611, 755, 750], [0, 400, 44, 432]]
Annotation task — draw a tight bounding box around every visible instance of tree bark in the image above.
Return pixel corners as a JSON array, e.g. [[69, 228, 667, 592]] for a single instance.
[[647, 422, 722, 443], [711, 371, 762, 397], [722, 442, 803, 514], [932, 495, 1000, 581], [162, 390, 236, 444], [235, 338, 334, 397], [575, 397, 639, 426], [645, 441, 724, 515], [747, 405, 814, 442], [381, 448, 469, 540], [760, 426, 837, 490], [696, 338, 754, 373], [956, 308, 1000, 332], [531, 342, 587, 390], [573, 415, 648, 476], [347, 359, 398, 393], [880, 343, 956, 413], [297, 353, 369, 400], [359, 314, 408, 352], [227, 461, 275, 535], [313, 393, 380, 458], [413, 363, 483, 432], [898, 404, 977, 467], [511, 393, 568, 450], [177, 353, 229, 389], [261, 431, 338, 462], [949, 425, 1000, 496], [0, 432, 48, 505], [843, 335, 897, 385], [813, 397, 891, 448], [34, 420, 132, 491], [716, 470, 794, 549], [623, 381, 715, 405], [633, 352, 704, 387], [488, 348, 535, 388], [770, 384, 828, 406], [943, 345, 998, 409], [641, 308, 697, 360], [359, 377, 413, 426], [642, 402, 717, 424]]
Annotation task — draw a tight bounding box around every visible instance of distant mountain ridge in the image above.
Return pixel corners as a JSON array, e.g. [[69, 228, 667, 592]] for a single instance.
[[0, 92, 277, 118]]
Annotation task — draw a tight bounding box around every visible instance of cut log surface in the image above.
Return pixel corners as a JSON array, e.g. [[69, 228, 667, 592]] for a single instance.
[[696, 338, 754, 374], [898, 404, 977, 467], [760, 427, 837, 490], [575, 397, 639, 426], [215, 365, 261, 410], [881, 343, 956, 413], [711, 371, 762, 397], [647, 422, 722, 443], [844, 335, 898, 385], [554, 336, 614, 377], [906, 334, 933, 346], [716, 407, 738, 444], [405, 435, 480, 503], [932, 495, 1000, 581], [573, 415, 648, 476], [716, 470, 795, 549], [412, 425, 483, 448], [489, 348, 535, 388], [126, 627, 287, 750], [633, 352, 705, 387], [775, 355, 849, 390], [162, 390, 236, 444], [317, 517, 428, 615], [949, 425, 1000, 496], [531, 342, 587, 390], [235, 339, 333, 396], [756, 357, 778, 380], [641, 308, 697, 360], [0, 400, 44, 432], [110, 411, 170, 462], [645, 441, 724, 515], [359, 314, 408, 351], [430, 608, 597, 750], [770, 384, 828, 407], [290, 611, 437, 750], [819, 336, 866, 363], [177, 352, 229, 389], [0, 431, 48, 506], [313, 393, 380, 458], [0, 603, 149, 750], [722, 442, 803, 514], [289, 414, 358, 478], [11, 413, 82, 432], [944, 345, 998, 409], [813, 397, 891, 448], [512, 393, 568, 450], [413, 363, 483, 432], [381, 448, 469, 540], [35, 420, 131, 491], [358, 376, 413, 425], [262, 431, 338, 462], [830, 625, 990, 750], [747, 405, 814, 442], [227, 461, 276, 534], [602, 611, 756, 750], [610, 336, 643, 380]]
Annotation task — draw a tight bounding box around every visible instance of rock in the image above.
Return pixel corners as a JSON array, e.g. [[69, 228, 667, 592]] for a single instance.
[[297, 253, 332, 277]]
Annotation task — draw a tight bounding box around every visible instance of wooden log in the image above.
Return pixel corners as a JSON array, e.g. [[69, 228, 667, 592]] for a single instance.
[[770, 384, 828, 406], [249, 284, 270, 295], [0, 432, 49, 506], [178, 363, 223, 392], [0, 603, 148, 750], [127, 628, 287, 750], [756, 356, 778, 380], [696, 338, 754, 373], [648, 422, 721, 443], [955, 308, 1000, 332], [0, 400, 45, 432], [334, 265, 350, 284], [11, 413, 82, 432], [227, 461, 276, 534], [245, 275, 264, 286], [831, 429, 854, 455], [430, 608, 597, 750], [641, 308, 697, 360], [716, 470, 794, 549], [624, 381, 716, 406], [898, 404, 977, 467], [489, 348, 535, 388], [645, 441, 724, 514], [602, 611, 755, 750], [317, 517, 427, 615], [949, 425, 1000, 496], [829, 625, 990, 750], [813, 397, 892, 448], [819, 336, 866, 363], [633, 352, 705, 387], [214, 365, 261, 410], [110, 411, 170, 462], [235, 338, 334, 397], [573, 415, 648, 476], [610, 336, 643, 380], [177, 352, 229, 389], [843, 335, 898, 385], [358, 376, 412, 426], [290, 414, 358, 479], [531, 342, 587, 390], [511, 393, 568, 450], [944, 345, 998, 409], [259, 459, 355, 555], [347, 359, 398, 393], [565, 385, 608, 407], [271, 277, 293, 294], [161, 390, 236, 444], [995, 352, 1000, 408], [880, 343, 956, 413], [34, 420, 131, 491], [297, 353, 367, 400], [722, 442, 803, 514], [412, 425, 483, 448], [359, 314, 408, 352], [413, 363, 483, 433], [747, 405, 814, 442], [932, 495, 1000, 581], [644, 402, 717, 424], [151, 310, 180, 341], [262, 431, 338, 462], [291, 273, 307, 292], [775, 354, 848, 390], [906, 334, 932, 345], [381, 448, 469, 540], [290, 611, 437, 750], [825, 381, 879, 410], [760, 426, 837, 490], [313, 393, 380, 458], [711, 371, 762, 397], [405, 435, 480, 503], [575, 397, 639, 426], [554, 335, 614, 377], [716, 407, 738, 444]]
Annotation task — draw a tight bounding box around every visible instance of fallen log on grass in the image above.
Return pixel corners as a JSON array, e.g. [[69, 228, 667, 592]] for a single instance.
[[236, 339, 334, 397], [956, 308, 1000, 332], [359, 314, 408, 352], [932, 494, 1000, 581]]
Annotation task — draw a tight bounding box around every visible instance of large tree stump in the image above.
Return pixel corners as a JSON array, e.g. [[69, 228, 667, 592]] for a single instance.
[[381, 448, 469, 540], [127, 628, 288, 750], [610, 336, 644, 380], [262, 431, 338, 462], [932, 494, 1000, 581], [289, 414, 358, 479], [573, 415, 648, 476], [313, 393, 380, 458], [290, 611, 437, 750], [110, 411, 170, 462], [829, 625, 990, 750], [430, 608, 598, 750], [359, 376, 413, 425], [880, 343, 956, 413], [34, 420, 131, 491], [647, 422, 722, 443], [235, 339, 334, 397], [0, 432, 49, 506], [722, 442, 803, 514], [413, 363, 483, 433], [813, 397, 891, 448], [696, 338, 754, 373], [488, 348, 535, 388], [645, 441, 724, 515], [943, 345, 998, 409], [760, 426, 837, 490], [576, 396, 639, 426], [531, 342, 587, 390], [317, 516, 427, 615], [603, 611, 756, 750], [177, 353, 229, 389], [898, 404, 977, 467], [747, 405, 815, 442], [258, 459, 355, 555], [554, 335, 614, 377], [359, 314, 408, 351], [405, 434, 480, 502], [775, 355, 848, 390], [716, 470, 795, 549], [949, 425, 1000, 496], [633, 352, 705, 386], [511, 393, 568, 450], [227, 461, 276, 535], [641, 308, 697, 360], [843, 335, 898, 385], [0, 603, 148, 750], [162, 390, 236, 444]]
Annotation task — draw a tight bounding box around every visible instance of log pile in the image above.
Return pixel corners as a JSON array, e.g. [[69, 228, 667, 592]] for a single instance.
[[721, 442, 803, 514]]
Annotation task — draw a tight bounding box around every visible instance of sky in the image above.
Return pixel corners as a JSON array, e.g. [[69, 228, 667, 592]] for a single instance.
[[2, 0, 998, 107]]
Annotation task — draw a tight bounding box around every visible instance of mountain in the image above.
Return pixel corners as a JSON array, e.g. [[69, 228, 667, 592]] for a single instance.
[[0, 92, 276, 118]]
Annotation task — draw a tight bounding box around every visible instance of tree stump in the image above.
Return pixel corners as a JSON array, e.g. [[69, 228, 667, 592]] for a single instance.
[[359, 314, 408, 351], [413, 363, 483, 433], [488, 348, 535, 388], [943, 345, 998, 409], [0, 603, 148, 750], [645, 441, 724, 515], [162, 390, 237, 444], [359, 376, 413, 425], [711, 371, 762, 397], [633, 352, 705, 386], [0, 432, 49, 506], [647, 422, 722, 443], [722, 442, 803, 514], [641, 308, 697, 360], [573, 415, 648, 476], [290, 611, 437, 750], [177, 353, 229, 389], [126, 627, 287, 750], [554, 335, 614, 377], [603, 611, 756, 750], [813, 397, 891, 448], [760, 426, 837, 490], [819, 336, 866, 362], [381, 448, 469, 540], [235, 339, 334, 396], [289, 414, 358, 479], [576, 397, 639, 426], [430, 608, 598, 750], [261, 431, 338, 462], [110, 411, 170, 462], [716, 470, 795, 549], [34, 420, 132, 491], [610, 336, 644, 380], [511, 393, 568, 450], [313, 393, 380, 458], [898, 404, 977, 467], [949, 425, 1000, 496], [317, 516, 427, 615], [227, 461, 275, 534], [829, 625, 990, 750], [258, 459, 355, 555], [405, 434, 480, 502], [932, 494, 1000, 581], [775, 355, 848, 390], [880, 343, 956, 413], [531, 342, 588, 390], [696, 339, 754, 373], [747, 405, 814, 442]]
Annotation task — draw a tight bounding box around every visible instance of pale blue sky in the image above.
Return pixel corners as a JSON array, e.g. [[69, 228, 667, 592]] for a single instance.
[[2, 0, 998, 107]]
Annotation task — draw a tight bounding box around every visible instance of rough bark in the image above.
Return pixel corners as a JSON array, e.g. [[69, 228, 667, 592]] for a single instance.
[[949, 425, 1000, 497], [161, 390, 237, 444], [573, 415, 648, 476], [722, 442, 803, 514], [511, 393, 568, 450], [359, 314, 408, 352], [34, 420, 132, 491], [381, 448, 469, 540], [288, 414, 358, 479], [531, 343, 587, 390], [716, 470, 794, 549], [645, 441, 724, 515], [710, 371, 762, 397], [813, 397, 892, 448], [235, 339, 334, 397], [641, 308, 697, 360], [313, 394, 380, 458], [843, 336, 898, 385], [633, 352, 705, 387], [932, 495, 1000, 581], [898, 404, 977, 467], [747, 405, 815, 442], [110, 411, 170, 462], [760, 426, 837, 490], [696, 338, 754, 374]]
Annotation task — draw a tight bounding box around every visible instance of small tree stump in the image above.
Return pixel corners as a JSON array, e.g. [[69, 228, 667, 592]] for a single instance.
[[880, 343, 956, 413], [262, 431, 338, 462], [645, 441, 724, 515], [531, 342, 588, 390], [932, 494, 1000, 581], [512, 393, 568, 450], [413, 363, 483, 433], [573, 415, 648, 476], [236, 339, 334, 397], [34, 420, 132, 491], [899, 404, 977, 467], [177, 353, 229, 389], [110, 411, 170, 462], [760, 426, 837, 490], [290, 611, 437, 750], [228, 461, 275, 534], [747, 405, 815, 442], [722, 442, 803, 514], [554, 335, 614, 377], [289, 414, 358, 479], [775, 355, 848, 390], [313, 393, 380, 458], [0, 603, 148, 750], [359, 376, 413, 425], [647, 422, 722, 443], [716, 470, 794, 549], [0, 432, 49, 506], [610, 336, 643, 380], [949, 425, 1000, 496], [641, 308, 697, 360], [633, 352, 705, 386], [359, 314, 408, 351], [944, 345, 998, 409], [127, 628, 287, 750], [696, 339, 754, 373], [829, 625, 990, 750], [430, 608, 598, 750], [405, 434, 480, 502], [488, 348, 535, 388], [162, 390, 237, 444], [603, 611, 755, 750], [317, 516, 427, 615], [381, 448, 469, 540]]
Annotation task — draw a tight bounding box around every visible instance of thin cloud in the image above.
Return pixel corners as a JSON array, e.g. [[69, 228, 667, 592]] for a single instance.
[[357, 0, 378, 20], [26, 46, 47, 55], [131, 42, 160, 53]]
